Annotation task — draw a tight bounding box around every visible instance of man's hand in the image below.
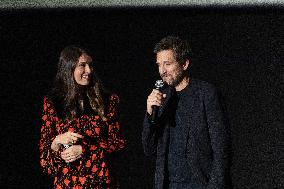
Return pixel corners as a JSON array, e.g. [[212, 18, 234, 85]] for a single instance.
[[146, 89, 166, 115]]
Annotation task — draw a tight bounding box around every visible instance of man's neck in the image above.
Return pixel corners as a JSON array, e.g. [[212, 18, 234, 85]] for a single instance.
[[175, 76, 190, 91]]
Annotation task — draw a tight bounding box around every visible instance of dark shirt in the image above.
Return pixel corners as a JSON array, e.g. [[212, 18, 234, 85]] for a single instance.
[[168, 84, 192, 183]]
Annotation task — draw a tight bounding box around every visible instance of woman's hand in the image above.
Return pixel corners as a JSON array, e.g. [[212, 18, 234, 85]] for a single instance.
[[61, 145, 83, 163], [51, 132, 84, 151]]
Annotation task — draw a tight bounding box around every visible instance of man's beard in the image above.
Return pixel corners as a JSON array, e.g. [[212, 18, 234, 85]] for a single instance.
[[162, 69, 186, 87]]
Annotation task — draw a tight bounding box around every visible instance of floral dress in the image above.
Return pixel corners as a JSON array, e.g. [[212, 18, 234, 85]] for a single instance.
[[39, 94, 125, 189]]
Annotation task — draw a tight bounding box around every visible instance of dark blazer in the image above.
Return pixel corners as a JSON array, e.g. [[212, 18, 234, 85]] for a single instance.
[[142, 79, 230, 189]]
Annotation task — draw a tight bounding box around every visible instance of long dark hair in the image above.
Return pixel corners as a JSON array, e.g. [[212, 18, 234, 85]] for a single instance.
[[48, 46, 108, 120]]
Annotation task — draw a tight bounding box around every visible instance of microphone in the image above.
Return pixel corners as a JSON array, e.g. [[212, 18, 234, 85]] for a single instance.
[[150, 80, 164, 124]]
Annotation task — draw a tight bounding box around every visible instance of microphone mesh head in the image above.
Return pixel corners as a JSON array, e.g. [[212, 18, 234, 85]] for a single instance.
[[155, 80, 164, 89]]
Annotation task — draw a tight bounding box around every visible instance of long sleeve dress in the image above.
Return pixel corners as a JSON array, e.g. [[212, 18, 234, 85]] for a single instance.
[[39, 94, 125, 189]]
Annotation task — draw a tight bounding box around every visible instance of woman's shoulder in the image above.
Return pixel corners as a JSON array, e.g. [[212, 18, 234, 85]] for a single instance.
[[108, 93, 119, 103], [107, 93, 120, 111], [43, 96, 53, 106], [42, 96, 56, 111]]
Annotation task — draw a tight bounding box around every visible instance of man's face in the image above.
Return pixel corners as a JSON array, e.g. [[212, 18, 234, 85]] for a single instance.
[[156, 50, 185, 87]]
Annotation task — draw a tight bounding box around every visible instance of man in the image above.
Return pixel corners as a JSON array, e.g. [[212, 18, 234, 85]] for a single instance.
[[142, 36, 230, 189]]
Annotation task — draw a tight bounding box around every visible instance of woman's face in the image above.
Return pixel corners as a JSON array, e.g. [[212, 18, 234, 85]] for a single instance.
[[73, 53, 93, 86]]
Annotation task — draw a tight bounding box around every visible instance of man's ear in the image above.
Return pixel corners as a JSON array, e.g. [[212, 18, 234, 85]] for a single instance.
[[183, 59, 190, 70]]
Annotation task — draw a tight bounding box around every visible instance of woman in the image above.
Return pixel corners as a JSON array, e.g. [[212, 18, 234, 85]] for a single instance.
[[39, 46, 125, 189]]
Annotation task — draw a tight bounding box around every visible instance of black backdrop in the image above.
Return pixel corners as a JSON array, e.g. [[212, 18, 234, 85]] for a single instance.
[[1, 8, 283, 189]]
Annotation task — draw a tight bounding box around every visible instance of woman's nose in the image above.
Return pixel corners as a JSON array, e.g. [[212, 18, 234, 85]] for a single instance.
[[85, 64, 91, 73]]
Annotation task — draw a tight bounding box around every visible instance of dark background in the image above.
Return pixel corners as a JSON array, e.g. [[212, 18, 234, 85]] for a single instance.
[[1, 7, 283, 189]]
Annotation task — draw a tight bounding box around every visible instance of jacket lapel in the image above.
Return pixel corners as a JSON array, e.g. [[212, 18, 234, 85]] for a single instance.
[[182, 80, 200, 150]]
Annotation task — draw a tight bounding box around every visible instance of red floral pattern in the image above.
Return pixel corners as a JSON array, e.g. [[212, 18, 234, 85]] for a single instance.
[[39, 94, 125, 189]]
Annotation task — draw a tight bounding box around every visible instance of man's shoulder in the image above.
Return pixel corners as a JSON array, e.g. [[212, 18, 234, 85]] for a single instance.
[[191, 78, 217, 92]]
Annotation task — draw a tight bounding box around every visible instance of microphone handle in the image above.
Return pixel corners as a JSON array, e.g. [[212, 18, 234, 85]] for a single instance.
[[150, 105, 159, 124], [150, 82, 164, 124]]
